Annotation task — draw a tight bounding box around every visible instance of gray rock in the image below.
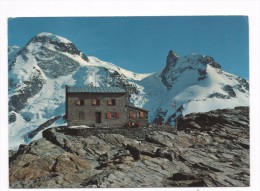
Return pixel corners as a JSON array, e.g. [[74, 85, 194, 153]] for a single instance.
[[222, 85, 236, 97], [160, 50, 179, 90], [9, 107, 249, 188]]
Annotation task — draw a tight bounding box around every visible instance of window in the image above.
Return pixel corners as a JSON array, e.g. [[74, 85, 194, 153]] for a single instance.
[[107, 99, 116, 106], [92, 99, 100, 106], [75, 99, 84, 106], [79, 112, 85, 120], [116, 112, 120, 119], [129, 111, 135, 119], [95, 112, 102, 123], [139, 111, 144, 118], [106, 112, 120, 119], [136, 111, 139, 118], [111, 112, 116, 119], [106, 112, 111, 119]]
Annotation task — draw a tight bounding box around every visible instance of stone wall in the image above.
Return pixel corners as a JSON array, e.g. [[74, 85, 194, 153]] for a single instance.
[[67, 92, 128, 127], [126, 106, 148, 127], [55, 126, 177, 141]]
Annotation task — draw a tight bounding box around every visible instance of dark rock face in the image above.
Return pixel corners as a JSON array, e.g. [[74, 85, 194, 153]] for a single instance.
[[9, 107, 249, 188], [222, 85, 236, 97], [102, 68, 139, 102], [237, 77, 249, 91], [160, 50, 179, 90], [197, 68, 207, 81], [208, 92, 230, 99], [152, 108, 168, 124], [177, 106, 249, 131], [34, 47, 80, 79], [166, 50, 179, 68], [8, 112, 17, 123], [209, 62, 221, 69], [199, 56, 221, 69]]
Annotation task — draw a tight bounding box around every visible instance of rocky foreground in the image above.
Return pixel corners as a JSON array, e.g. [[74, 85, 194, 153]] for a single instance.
[[9, 107, 249, 188]]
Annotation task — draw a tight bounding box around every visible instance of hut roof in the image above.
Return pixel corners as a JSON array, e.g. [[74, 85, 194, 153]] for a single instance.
[[66, 86, 126, 93]]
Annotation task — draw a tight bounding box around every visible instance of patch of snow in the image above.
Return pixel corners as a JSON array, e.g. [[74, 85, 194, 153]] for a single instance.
[[128, 82, 148, 108], [69, 125, 93, 129], [37, 32, 72, 44], [63, 54, 153, 81]]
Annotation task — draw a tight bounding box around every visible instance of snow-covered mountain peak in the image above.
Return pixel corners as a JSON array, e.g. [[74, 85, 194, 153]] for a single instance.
[[164, 50, 179, 70], [24, 32, 89, 63], [137, 51, 249, 124], [36, 32, 72, 43], [167, 50, 179, 62], [160, 51, 223, 91]]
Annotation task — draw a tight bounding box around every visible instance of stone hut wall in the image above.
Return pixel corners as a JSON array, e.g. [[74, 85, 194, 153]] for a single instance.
[[126, 106, 148, 127], [67, 92, 128, 127]]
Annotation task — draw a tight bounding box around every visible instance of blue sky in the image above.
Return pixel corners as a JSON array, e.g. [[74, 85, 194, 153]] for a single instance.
[[8, 16, 249, 78]]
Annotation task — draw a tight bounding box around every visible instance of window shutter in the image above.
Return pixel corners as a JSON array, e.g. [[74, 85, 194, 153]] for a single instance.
[[75, 99, 81, 106], [107, 99, 116, 106], [139, 112, 144, 118], [116, 112, 120, 119], [129, 111, 135, 119], [106, 112, 111, 119]]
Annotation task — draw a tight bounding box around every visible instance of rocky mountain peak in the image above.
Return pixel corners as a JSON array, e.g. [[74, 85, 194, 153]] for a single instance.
[[167, 50, 179, 66], [160, 50, 224, 91], [27, 32, 89, 62], [8, 33, 91, 118], [160, 50, 179, 90], [164, 50, 179, 71]]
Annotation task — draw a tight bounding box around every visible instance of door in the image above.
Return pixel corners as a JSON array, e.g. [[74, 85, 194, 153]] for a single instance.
[[95, 112, 102, 123]]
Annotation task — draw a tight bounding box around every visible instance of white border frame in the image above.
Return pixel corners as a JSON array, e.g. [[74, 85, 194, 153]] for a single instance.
[[1, 1, 259, 191]]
